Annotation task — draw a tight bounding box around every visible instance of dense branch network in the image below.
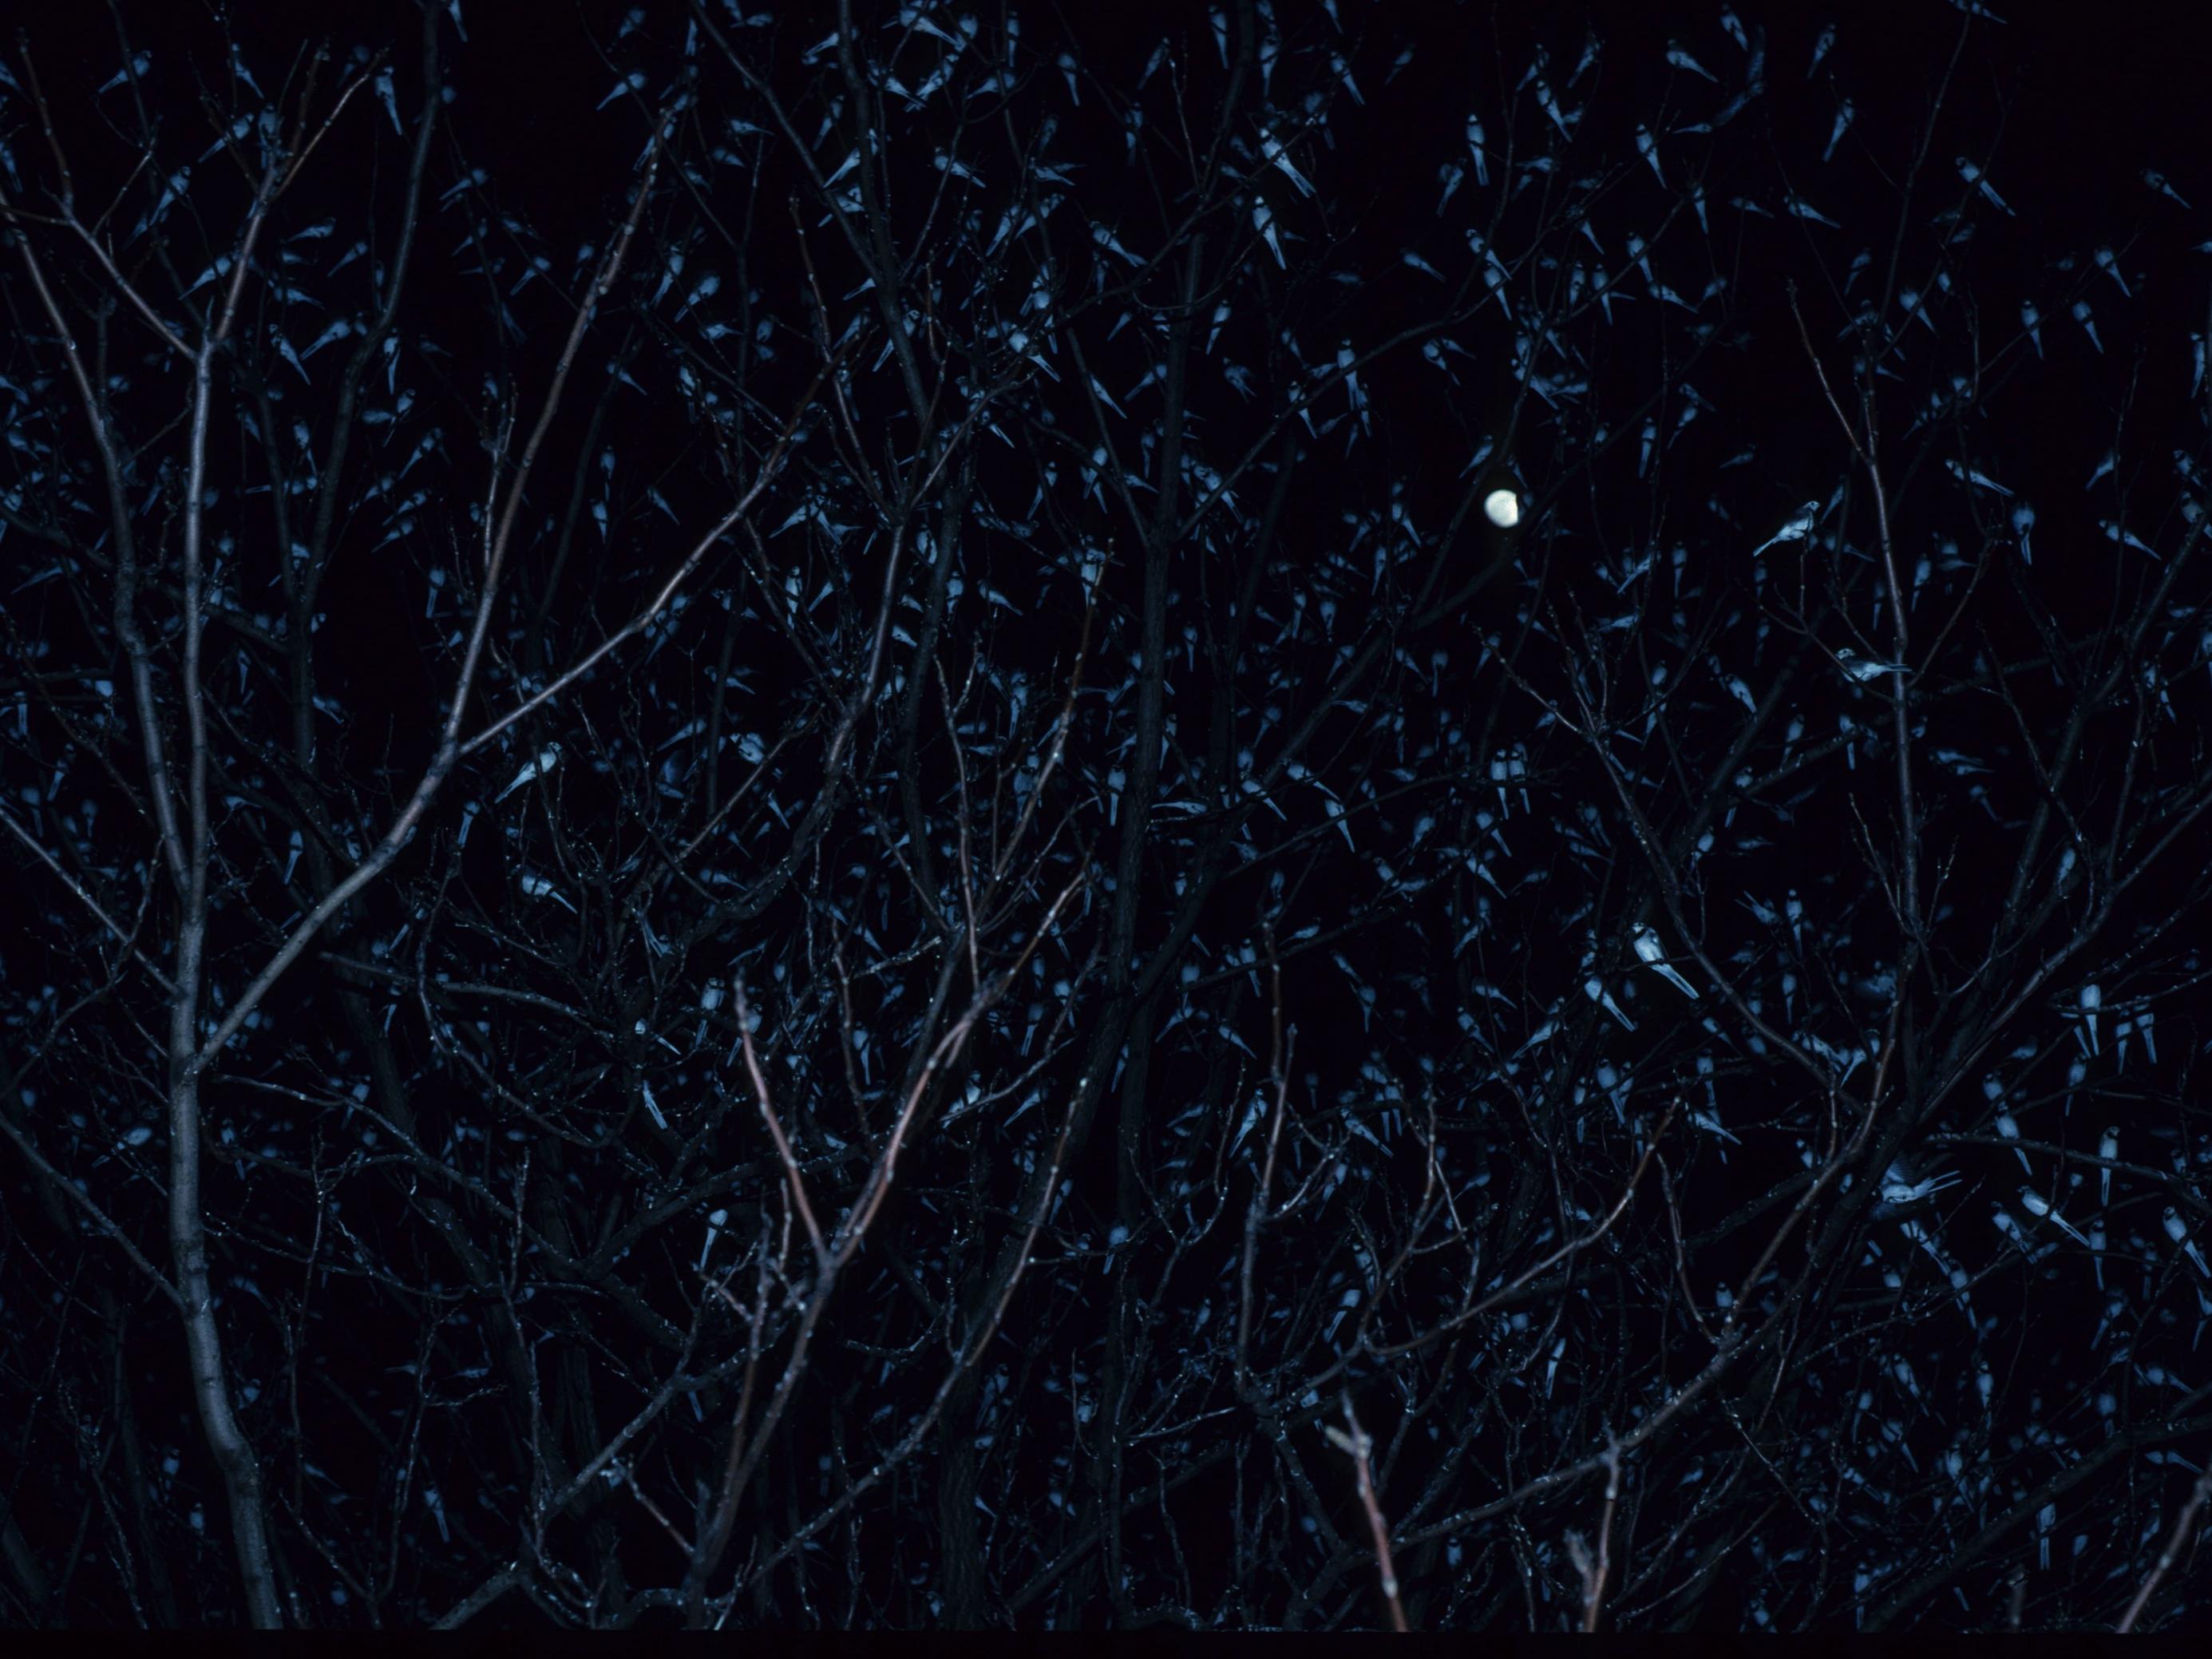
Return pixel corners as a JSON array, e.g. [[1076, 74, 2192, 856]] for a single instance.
[[2, 0, 2210, 1633]]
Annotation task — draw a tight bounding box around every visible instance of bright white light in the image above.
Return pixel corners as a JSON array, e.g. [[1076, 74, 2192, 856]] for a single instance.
[[1483, 489, 1521, 529]]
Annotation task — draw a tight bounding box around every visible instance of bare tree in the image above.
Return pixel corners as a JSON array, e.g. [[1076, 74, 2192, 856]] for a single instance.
[[3, 0, 2210, 1631]]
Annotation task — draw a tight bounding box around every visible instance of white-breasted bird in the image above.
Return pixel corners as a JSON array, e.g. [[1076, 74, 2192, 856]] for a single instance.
[[1465, 113, 1489, 186], [1252, 200, 1284, 267], [1584, 976, 1636, 1032], [1945, 458, 2012, 497], [2164, 1206, 2208, 1277], [1957, 156, 2012, 215], [1808, 23, 1835, 77], [498, 742, 562, 801], [1666, 41, 1716, 81], [1824, 100, 1855, 164], [516, 869, 577, 913], [1751, 500, 1820, 556], [1890, 1161, 1951, 1205], [2017, 1186, 2090, 1247], [2127, 1008, 2156, 1064], [2099, 1126, 2118, 1206], [1834, 647, 1909, 684], [1631, 924, 1700, 999], [2145, 168, 2190, 208], [1877, 1158, 1958, 1214], [2074, 300, 2103, 354], [1688, 1104, 1739, 1144]]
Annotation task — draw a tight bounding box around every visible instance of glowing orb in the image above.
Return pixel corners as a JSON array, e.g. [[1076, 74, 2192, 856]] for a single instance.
[[1483, 489, 1521, 529]]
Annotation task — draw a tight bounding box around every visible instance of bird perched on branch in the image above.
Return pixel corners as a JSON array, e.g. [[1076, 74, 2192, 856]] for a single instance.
[[1630, 923, 1699, 999], [498, 742, 562, 802], [1873, 1157, 1958, 1220], [1751, 499, 1820, 556]]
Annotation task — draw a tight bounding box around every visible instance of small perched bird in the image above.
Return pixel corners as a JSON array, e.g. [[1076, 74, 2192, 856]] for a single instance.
[[1833, 648, 1909, 684], [499, 742, 562, 802], [1874, 1158, 1958, 1218], [1688, 1103, 1739, 1144], [1807, 22, 1835, 77], [2165, 1206, 2209, 1277], [1751, 500, 1820, 556], [2017, 1187, 2090, 1247], [516, 870, 577, 913], [1665, 41, 1716, 81], [1957, 156, 2012, 214], [1945, 459, 2011, 497], [1630, 924, 1700, 999], [1584, 976, 1636, 1032], [2098, 1126, 2118, 1206]]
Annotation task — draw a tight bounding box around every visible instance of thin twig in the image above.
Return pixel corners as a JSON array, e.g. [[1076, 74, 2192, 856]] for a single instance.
[[1569, 1438, 1623, 1632], [1326, 1395, 1410, 1632], [2117, 1462, 2212, 1632]]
